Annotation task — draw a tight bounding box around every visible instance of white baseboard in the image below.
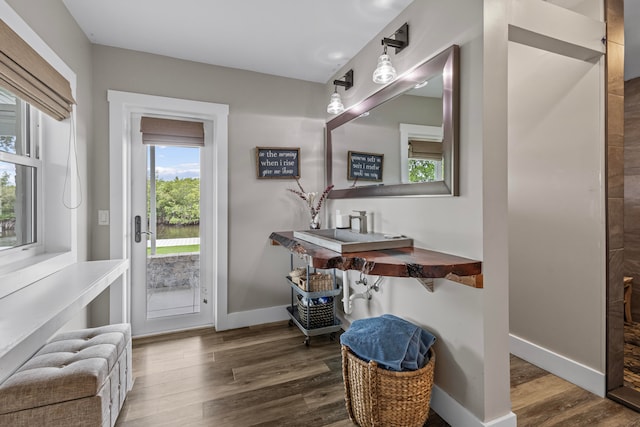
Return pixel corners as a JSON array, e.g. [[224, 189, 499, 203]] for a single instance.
[[509, 334, 605, 397], [223, 305, 289, 330], [431, 386, 517, 427]]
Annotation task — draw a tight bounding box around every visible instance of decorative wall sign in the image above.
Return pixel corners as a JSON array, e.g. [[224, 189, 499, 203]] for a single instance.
[[256, 147, 300, 179], [348, 151, 383, 181]]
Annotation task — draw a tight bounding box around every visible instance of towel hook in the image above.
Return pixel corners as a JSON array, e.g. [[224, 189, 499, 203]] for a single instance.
[[360, 260, 376, 275]]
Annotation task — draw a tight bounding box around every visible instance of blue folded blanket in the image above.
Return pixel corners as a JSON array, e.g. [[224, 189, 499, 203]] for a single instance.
[[340, 314, 436, 371]]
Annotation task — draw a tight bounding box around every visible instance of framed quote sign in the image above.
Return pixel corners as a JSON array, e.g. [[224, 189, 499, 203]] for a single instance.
[[348, 151, 383, 181], [255, 147, 300, 179]]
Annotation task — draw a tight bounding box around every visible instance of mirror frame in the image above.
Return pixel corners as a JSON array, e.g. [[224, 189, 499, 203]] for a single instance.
[[326, 44, 459, 198]]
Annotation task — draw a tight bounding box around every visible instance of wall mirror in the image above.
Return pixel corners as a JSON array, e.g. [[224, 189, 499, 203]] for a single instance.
[[326, 44, 459, 198]]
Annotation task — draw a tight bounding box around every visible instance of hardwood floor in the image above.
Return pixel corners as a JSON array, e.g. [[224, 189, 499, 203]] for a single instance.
[[625, 321, 640, 391], [116, 322, 640, 426], [511, 355, 640, 426]]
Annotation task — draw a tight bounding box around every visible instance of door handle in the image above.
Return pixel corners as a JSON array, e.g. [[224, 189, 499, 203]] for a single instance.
[[134, 216, 154, 243], [135, 216, 142, 243]]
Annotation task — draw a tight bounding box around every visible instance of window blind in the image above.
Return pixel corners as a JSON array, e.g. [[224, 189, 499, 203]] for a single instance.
[[408, 139, 443, 161], [0, 19, 75, 121], [140, 116, 204, 147]]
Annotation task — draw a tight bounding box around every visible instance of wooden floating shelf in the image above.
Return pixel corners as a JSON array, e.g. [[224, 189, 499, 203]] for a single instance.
[[269, 231, 483, 289]]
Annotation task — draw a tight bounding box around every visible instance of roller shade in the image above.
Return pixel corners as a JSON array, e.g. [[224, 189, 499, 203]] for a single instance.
[[140, 116, 204, 147], [0, 19, 75, 121], [408, 139, 443, 161]]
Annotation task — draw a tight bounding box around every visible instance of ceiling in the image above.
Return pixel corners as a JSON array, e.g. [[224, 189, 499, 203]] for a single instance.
[[61, 1, 640, 83], [62, 0, 414, 84]]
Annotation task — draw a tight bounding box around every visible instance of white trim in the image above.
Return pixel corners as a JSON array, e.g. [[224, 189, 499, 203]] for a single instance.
[[131, 324, 214, 340], [224, 305, 290, 330], [431, 386, 517, 427], [107, 90, 229, 331], [510, 333, 605, 397], [508, 0, 605, 61]]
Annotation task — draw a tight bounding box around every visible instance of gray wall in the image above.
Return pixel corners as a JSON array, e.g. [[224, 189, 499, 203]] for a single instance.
[[89, 45, 327, 322]]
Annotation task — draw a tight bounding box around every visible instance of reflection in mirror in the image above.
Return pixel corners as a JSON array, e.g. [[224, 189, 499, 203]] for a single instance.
[[326, 45, 459, 198], [400, 123, 444, 184]]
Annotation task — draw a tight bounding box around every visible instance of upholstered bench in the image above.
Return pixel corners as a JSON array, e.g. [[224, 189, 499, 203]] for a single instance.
[[0, 323, 133, 427]]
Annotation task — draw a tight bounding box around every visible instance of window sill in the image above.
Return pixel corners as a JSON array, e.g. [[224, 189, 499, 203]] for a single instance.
[[0, 251, 78, 299], [0, 259, 129, 383]]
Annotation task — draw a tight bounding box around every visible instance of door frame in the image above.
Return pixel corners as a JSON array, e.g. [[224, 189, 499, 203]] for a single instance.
[[108, 90, 230, 334]]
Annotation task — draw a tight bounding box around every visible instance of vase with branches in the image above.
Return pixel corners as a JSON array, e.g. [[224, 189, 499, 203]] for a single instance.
[[287, 178, 334, 229]]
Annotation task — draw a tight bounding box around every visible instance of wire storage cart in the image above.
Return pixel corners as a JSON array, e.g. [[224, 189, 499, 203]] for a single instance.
[[286, 254, 342, 346]]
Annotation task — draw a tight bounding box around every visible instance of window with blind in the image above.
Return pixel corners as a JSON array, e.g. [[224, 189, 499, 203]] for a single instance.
[[408, 139, 444, 183], [0, 13, 77, 296], [0, 16, 76, 253], [140, 116, 204, 147]]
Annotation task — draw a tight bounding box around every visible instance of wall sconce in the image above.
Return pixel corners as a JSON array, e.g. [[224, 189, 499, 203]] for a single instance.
[[327, 69, 353, 115], [372, 23, 409, 84]]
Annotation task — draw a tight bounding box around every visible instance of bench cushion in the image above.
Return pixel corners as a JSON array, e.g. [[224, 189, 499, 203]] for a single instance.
[[0, 323, 131, 419], [0, 354, 109, 414]]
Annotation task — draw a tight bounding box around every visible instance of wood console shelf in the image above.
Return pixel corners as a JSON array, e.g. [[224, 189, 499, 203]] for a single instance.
[[269, 231, 483, 289]]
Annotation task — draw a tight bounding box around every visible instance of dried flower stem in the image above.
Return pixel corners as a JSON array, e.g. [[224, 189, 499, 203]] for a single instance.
[[287, 178, 334, 218]]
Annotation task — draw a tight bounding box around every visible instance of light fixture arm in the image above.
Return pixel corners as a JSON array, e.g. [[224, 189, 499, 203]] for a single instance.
[[381, 23, 409, 54], [333, 69, 353, 90]]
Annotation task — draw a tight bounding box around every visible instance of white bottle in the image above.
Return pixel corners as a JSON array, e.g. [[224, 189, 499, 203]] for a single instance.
[[335, 210, 350, 229]]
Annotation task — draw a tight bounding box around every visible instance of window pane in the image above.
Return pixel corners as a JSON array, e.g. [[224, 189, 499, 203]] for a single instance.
[[0, 161, 35, 250], [408, 159, 443, 183], [0, 87, 28, 156]]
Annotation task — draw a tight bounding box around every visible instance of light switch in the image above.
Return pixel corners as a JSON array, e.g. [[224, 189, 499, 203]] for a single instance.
[[98, 210, 110, 226]]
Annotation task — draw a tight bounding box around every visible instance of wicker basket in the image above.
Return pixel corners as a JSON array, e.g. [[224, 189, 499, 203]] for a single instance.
[[289, 270, 333, 292], [297, 297, 334, 328], [297, 273, 333, 292], [289, 267, 307, 280], [341, 345, 435, 427]]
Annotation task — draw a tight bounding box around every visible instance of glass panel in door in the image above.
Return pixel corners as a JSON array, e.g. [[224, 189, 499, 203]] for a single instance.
[[145, 145, 201, 319]]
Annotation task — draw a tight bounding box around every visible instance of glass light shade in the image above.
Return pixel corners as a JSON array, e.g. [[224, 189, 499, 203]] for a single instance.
[[327, 91, 344, 115], [372, 53, 396, 84]]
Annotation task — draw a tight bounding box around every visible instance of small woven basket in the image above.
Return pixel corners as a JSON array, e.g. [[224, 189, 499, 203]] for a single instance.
[[298, 273, 333, 292], [341, 345, 435, 427], [288, 268, 307, 285], [297, 297, 334, 328]]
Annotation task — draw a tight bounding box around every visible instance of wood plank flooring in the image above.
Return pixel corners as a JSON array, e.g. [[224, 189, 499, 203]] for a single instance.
[[511, 355, 640, 426], [625, 321, 640, 391], [116, 322, 640, 426]]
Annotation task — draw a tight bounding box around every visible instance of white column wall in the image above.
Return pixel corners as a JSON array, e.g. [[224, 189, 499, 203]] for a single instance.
[[508, 0, 606, 395]]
